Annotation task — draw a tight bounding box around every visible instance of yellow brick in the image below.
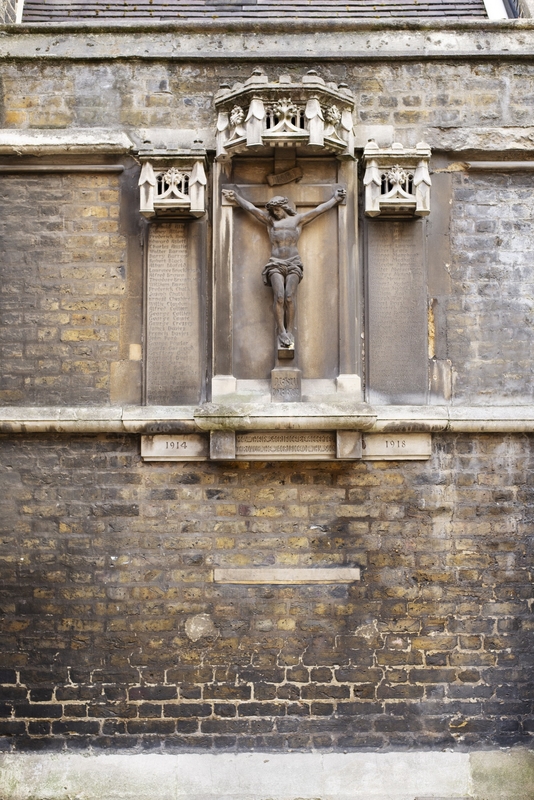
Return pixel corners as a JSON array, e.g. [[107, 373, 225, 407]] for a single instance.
[[81, 206, 109, 218], [4, 110, 28, 125], [61, 328, 101, 342], [277, 618, 296, 631]]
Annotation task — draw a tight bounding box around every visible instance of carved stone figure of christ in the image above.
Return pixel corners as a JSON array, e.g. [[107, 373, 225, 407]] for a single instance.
[[222, 187, 346, 349]]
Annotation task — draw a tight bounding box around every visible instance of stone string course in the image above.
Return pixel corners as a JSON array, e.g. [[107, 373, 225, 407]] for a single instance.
[[0, 434, 532, 752]]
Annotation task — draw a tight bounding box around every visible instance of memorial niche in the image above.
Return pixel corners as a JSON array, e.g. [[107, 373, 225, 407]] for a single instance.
[[362, 141, 432, 405], [212, 71, 361, 404], [141, 150, 209, 406]]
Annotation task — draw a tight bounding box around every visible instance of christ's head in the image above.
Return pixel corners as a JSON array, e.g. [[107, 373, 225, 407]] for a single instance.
[[265, 196, 297, 220]]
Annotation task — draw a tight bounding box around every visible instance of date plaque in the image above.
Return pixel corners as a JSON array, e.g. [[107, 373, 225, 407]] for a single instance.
[[141, 434, 209, 461], [362, 433, 432, 460]]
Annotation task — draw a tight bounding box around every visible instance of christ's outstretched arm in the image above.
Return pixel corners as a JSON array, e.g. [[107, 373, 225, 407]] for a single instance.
[[222, 189, 270, 225], [297, 187, 346, 226]]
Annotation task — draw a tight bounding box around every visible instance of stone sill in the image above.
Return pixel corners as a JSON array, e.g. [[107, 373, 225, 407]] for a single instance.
[[2, 405, 534, 434]]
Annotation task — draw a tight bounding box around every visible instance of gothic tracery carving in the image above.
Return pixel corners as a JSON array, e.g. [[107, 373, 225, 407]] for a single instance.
[[363, 140, 432, 218], [215, 70, 355, 160]]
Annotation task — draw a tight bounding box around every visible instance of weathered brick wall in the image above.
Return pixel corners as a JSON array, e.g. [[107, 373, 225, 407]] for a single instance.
[[0, 435, 532, 752], [448, 171, 534, 405], [0, 61, 533, 137], [0, 172, 129, 405]]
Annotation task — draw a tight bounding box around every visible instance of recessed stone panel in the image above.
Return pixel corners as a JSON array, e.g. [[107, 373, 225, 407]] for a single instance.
[[146, 223, 204, 405], [367, 219, 428, 404]]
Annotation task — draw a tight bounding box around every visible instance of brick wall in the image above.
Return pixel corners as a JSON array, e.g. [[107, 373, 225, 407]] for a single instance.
[[0, 173, 127, 405], [1, 61, 533, 140], [0, 435, 532, 752], [448, 171, 534, 404]]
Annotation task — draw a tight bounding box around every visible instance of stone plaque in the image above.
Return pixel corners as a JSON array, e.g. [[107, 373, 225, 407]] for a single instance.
[[213, 567, 361, 584], [141, 434, 209, 461], [146, 223, 203, 405], [271, 367, 301, 402], [362, 433, 432, 460], [367, 220, 428, 404], [235, 431, 336, 460]]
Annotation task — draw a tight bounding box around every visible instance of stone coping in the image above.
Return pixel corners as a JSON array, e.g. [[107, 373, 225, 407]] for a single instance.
[[4, 19, 533, 31], [2, 404, 534, 433], [0, 21, 532, 61]]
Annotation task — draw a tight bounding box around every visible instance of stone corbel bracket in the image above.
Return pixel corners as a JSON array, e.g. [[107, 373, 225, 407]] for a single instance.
[[138, 147, 208, 218], [215, 69, 356, 161], [363, 140, 431, 218]]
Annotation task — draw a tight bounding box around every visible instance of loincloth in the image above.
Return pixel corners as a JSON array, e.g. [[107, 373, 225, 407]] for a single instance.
[[262, 256, 304, 287]]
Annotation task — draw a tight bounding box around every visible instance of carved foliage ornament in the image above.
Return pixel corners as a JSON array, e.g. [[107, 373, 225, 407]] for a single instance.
[[363, 140, 432, 218], [215, 70, 355, 160]]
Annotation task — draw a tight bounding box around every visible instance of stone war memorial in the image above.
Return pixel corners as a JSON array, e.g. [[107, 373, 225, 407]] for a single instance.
[[0, 1, 533, 799]]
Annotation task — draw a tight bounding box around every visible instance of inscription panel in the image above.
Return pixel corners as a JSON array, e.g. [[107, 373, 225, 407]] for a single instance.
[[146, 223, 202, 405], [236, 431, 336, 460], [362, 433, 432, 460], [271, 368, 301, 403], [141, 434, 209, 461], [367, 220, 427, 404]]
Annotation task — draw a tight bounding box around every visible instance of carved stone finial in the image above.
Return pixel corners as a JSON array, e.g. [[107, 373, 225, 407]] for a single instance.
[[215, 71, 355, 160], [363, 141, 431, 218]]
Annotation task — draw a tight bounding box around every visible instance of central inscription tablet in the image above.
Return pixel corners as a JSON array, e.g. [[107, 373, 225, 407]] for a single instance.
[[146, 223, 203, 405], [236, 432, 336, 460]]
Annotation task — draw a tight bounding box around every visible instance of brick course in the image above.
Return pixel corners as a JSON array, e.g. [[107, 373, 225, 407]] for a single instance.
[[0, 435, 532, 752]]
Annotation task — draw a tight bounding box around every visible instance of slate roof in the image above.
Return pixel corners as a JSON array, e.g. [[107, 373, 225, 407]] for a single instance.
[[22, 0, 493, 22]]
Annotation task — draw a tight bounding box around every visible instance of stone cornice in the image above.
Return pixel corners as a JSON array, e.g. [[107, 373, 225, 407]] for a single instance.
[[2, 406, 534, 434], [0, 20, 533, 60]]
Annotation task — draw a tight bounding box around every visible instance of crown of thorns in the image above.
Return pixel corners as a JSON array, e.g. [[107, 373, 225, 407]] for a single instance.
[[265, 196, 296, 216]]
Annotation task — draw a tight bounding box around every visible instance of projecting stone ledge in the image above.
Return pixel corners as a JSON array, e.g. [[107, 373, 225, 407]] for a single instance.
[[3, 406, 534, 434], [0, 128, 135, 155], [194, 402, 377, 431]]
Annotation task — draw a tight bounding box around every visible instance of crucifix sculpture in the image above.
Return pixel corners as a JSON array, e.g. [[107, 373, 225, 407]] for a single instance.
[[222, 187, 346, 352]]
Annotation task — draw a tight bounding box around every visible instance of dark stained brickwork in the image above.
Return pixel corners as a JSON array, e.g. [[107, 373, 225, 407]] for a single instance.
[[0, 435, 532, 752], [0, 172, 129, 405], [21, 0, 491, 23], [448, 171, 534, 405]]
